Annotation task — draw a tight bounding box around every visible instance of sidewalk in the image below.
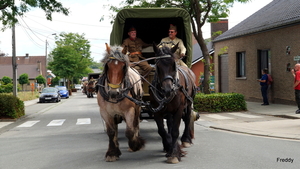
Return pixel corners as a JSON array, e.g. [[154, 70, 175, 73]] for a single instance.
[[24, 98, 39, 107], [210, 102, 300, 140]]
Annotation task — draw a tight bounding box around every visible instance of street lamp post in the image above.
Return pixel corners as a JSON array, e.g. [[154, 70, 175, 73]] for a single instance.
[[45, 33, 56, 86]]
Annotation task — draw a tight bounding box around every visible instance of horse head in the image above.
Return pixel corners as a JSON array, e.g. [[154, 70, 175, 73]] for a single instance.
[[102, 43, 130, 99], [153, 42, 179, 98]]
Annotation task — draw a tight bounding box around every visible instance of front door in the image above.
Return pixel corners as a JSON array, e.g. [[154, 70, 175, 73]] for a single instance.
[[219, 54, 229, 93]]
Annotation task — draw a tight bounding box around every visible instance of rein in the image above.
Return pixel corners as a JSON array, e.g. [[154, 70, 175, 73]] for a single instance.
[[131, 55, 171, 66]]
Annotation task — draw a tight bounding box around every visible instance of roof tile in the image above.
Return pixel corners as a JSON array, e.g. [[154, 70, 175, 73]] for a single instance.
[[214, 0, 300, 42]]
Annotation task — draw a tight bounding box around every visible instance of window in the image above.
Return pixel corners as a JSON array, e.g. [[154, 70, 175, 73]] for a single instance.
[[257, 50, 271, 78], [236, 52, 246, 77]]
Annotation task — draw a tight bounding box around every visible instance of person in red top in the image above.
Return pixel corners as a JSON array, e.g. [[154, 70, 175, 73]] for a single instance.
[[291, 63, 300, 114]]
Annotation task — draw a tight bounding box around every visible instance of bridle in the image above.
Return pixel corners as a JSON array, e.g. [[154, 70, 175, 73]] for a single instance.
[[148, 54, 180, 112], [97, 56, 145, 105]]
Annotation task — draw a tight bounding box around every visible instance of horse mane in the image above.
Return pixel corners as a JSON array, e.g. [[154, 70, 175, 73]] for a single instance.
[[101, 45, 130, 64], [101, 45, 130, 74], [155, 44, 176, 66]]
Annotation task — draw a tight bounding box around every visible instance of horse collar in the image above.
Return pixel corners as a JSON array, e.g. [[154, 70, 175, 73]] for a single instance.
[[108, 83, 121, 89]]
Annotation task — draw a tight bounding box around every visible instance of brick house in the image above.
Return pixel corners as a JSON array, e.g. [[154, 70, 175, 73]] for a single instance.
[[0, 54, 46, 91], [213, 0, 300, 105]]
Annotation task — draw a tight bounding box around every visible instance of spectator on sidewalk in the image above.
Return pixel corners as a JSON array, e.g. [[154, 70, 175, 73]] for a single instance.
[[257, 68, 269, 105], [291, 63, 300, 114]]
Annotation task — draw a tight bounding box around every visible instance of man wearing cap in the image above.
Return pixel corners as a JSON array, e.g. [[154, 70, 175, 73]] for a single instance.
[[122, 27, 153, 77], [159, 24, 187, 67]]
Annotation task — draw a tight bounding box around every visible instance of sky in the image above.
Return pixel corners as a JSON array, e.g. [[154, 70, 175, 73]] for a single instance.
[[0, 0, 273, 62]]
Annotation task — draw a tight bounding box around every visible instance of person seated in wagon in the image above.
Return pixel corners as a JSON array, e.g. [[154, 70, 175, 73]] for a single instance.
[[158, 24, 187, 67], [122, 26, 154, 77]]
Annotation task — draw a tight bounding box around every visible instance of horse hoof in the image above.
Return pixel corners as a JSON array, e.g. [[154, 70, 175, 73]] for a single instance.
[[105, 156, 119, 162], [166, 157, 179, 164], [182, 142, 191, 148], [192, 111, 200, 121]]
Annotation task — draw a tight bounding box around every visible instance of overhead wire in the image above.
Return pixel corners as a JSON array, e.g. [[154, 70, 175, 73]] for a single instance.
[[25, 16, 58, 33], [19, 16, 44, 43], [15, 14, 109, 60], [17, 16, 44, 49]]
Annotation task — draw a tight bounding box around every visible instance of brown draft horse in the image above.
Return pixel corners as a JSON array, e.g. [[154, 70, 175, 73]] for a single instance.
[[87, 81, 95, 98], [149, 43, 196, 164], [96, 44, 145, 162]]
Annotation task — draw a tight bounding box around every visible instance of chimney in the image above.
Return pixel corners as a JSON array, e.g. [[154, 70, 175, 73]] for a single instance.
[[210, 19, 228, 40]]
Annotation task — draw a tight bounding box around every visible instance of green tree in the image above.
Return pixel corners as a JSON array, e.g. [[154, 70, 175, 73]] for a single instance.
[[51, 76, 60, 87], [48, 32, 93, 89], [0, 0, 69, 31], [108, 0, 250, 94], [90, 61, 104, 70], [35, 74, 46, 90], [19, 73, 29, 91], [1, 76, 12, 85]]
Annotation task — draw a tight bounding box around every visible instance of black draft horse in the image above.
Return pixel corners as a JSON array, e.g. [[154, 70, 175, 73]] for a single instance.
[[149, 43, 197, 163]]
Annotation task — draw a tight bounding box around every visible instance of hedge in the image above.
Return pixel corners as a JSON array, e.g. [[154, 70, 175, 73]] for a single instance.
[[0, 94, 25, 119], [194, 93, 247, 113]]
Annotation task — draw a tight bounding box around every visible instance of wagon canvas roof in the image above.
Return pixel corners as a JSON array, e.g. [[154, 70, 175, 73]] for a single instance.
[[110, 8, 193, 66]]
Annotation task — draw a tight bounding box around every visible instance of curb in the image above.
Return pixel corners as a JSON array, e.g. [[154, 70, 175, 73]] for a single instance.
[[210, 126, 300, 141]]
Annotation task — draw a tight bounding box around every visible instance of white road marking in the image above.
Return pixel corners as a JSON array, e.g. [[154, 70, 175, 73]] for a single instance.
[[17, 121, 40, 127], [204, 114, 234, 120], [76, 118, 91, 125], [228, 113, 263, 118], [0, 122, 13, 128], [47, 119, 66, 126]]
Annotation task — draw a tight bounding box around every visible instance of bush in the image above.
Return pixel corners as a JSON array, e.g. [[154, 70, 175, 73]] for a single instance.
[[0, 83, 21, 93], [0, 94, 25, 119], [0, 83, 13, 93], [1, 76, 12, 85], [194, 93, 247, 113]]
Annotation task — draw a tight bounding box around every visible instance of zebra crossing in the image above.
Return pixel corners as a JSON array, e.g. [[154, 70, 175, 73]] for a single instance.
[[0, 118, 93, 129], [0, 113, 266, 129]]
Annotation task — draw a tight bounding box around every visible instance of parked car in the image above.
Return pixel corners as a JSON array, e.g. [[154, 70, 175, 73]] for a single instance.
[[56, 86, 69, 99], [39, 87, 61, 103], [75, 84, 82, 90]]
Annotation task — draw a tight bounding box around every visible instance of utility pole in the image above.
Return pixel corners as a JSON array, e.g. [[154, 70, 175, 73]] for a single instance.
[[12, 0, 17, 97], [45, 33, 56, 86]]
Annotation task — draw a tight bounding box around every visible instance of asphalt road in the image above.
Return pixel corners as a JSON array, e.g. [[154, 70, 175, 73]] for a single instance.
[[0, 93, 300, 169]]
